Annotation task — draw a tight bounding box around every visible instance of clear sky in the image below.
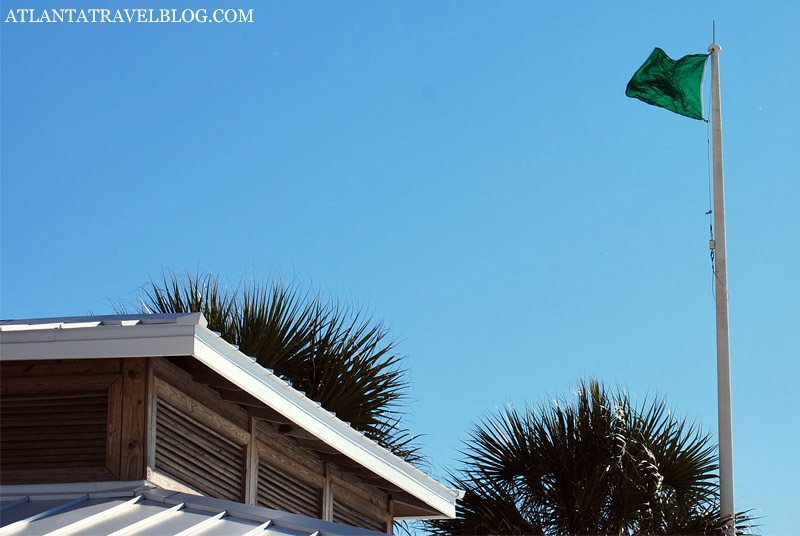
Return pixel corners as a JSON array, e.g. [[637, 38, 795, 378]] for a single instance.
[[2, 1, 798, 533]]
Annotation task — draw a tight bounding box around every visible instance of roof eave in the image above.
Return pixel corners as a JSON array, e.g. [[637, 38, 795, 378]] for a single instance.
[[191, 324, 460, 519]]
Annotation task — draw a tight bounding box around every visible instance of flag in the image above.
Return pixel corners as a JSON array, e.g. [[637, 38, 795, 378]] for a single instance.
[[626, 48, 708, 120]]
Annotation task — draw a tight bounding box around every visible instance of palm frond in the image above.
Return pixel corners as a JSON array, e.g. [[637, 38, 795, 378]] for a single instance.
[[428, 378, 758, 535], [124, 270, 419, 462]]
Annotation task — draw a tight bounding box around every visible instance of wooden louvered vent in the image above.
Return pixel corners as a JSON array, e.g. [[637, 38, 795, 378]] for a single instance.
[[154, 398, 245, 501], [0, 391, 110, 474], [257, 458, 321, 517], [333, 498, 387, 533]]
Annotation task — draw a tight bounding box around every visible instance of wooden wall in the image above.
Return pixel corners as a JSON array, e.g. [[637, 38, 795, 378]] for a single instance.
[[149, 357, 394, 533], [1, 356, 394, 533], [0, 358, 148, 484]]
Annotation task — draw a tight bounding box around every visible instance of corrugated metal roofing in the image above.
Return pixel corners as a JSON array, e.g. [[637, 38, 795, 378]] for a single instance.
[[0, 481, 386, 536]]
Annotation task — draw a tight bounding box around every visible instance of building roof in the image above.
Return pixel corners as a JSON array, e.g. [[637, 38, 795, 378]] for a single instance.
[[0, 314, 462, 520], [0, 481, 387, 536]]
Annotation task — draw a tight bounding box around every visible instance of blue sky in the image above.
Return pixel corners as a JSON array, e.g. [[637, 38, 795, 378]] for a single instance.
[[2, 1, 798, 533]]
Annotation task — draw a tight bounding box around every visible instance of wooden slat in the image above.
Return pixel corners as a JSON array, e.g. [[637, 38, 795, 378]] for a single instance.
[[0, 359, 123, 378], [155, 418, 241, 479], [156, 425, 243, 491], [0, 467, 116, 485], [1, 455, 107, 470], [258, 483, 316, 516], [154, 446, 241, 500], [255, 420, 326, 461], [256, 441, 325, 489], [333, 498, 387, 532], [259, 479, 318, 512], [0, 396, 108, 408], [1, 423, 101, 438], [329, 469, 393, 530], [257, 459, 321, 517], [1, 436, 107, 448], [156, 408, 243, 479], [154, 395, 246, 502], [155, 445, 241, 500], [262, 478, 319, 513], [0, 375, 121, 393], [332, 474, 390, 511], [0, 360, 125, 483], [155, 442, 242, 500], [156, 401, 243, 464], [153, 368, 250, 441], [0, 415, 107, 427], [0, 388, 111, 476], [1, 445, 107, 457]]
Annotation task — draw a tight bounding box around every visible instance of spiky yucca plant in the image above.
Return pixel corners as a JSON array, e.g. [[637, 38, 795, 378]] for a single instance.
[[428, 379, 756, 535], [129, 271, 420, 462]]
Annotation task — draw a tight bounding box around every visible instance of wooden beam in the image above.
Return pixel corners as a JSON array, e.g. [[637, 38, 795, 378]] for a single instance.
[[322, 463, 333, 522], [245, 418, 258, 506], [1, 375, 123, 394], [276, 424, 320, 441], [387, 497, 394, 535], [105, 378, 122, 479], [294, 438, 342, 456], [120, 358, 148, 480], [217, 387, 260, 406], [391, 497, 440, 519], [0, 359, 122, 378], [145, 360, 157, 480], [246, 406, 293, 425], [178, 358, 240, 390], [330, 464, 376, 479], [358, 477, 404, 493], [1, 467, 118, 485]]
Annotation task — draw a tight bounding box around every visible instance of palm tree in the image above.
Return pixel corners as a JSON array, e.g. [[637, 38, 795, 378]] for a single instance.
[[125, 271, 419, 462], [427, 379, 755, 535]]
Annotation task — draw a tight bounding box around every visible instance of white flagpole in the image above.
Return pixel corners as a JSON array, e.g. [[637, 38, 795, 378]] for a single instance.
[[708, 41, 735, 533]]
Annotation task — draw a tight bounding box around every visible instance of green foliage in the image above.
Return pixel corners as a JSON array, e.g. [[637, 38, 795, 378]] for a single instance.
[[128, 271, 420, 462], [428, 379, 756, 535]]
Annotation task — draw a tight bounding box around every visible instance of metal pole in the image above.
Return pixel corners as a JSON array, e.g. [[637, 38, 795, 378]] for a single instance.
[[708, 41, 735, 534]]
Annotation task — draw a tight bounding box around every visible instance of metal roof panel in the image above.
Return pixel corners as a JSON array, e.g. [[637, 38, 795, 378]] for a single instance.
[[0, 483, 387, 536]]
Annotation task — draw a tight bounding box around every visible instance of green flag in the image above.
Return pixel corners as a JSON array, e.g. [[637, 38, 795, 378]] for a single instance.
[[626, 48, 708, 120]]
